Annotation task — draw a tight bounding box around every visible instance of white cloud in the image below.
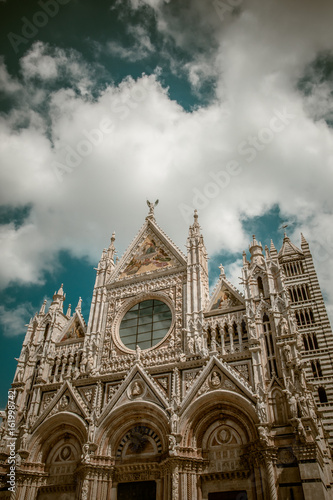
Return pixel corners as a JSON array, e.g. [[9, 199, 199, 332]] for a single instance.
[[226, 260, 244, 291], [0, 57, 21, 93], [107, 25, 155, 62], [20, 42, 95, 95], [0, 303, 35, 337], [0, 2, 333, 325]]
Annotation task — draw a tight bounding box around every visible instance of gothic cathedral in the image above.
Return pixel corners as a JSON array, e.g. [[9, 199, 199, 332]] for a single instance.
[[1, 204, 333, 499]]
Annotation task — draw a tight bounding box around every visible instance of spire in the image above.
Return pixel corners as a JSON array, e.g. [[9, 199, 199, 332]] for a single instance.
[[264, 245, 270, 259], [39, 299, 47, 315], [49, 283, 65, 312], [76, 297, 82, 313], [186, 209, 209, 311], [270, 239, 278, 258], [188, 209, 201, 238], [249, 235, 264, 264]]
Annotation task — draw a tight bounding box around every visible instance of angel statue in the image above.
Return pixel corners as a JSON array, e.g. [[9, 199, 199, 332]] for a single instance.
[[146, 199, 159, 217]]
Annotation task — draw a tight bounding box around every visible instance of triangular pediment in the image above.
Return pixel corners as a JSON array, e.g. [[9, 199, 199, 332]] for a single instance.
[[107, 219, 186, 285], [248, 264, 266, 279], [98, 364, 169, 425], [180, 357, 256, 414], [32, 381, 89, 431], [58, 312, 86, 342], [209, 277, 244, 313]]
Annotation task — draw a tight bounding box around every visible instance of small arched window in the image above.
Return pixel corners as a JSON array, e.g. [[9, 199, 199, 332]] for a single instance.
[[257, 276, 264, 296], [44, 323, 50, 340]]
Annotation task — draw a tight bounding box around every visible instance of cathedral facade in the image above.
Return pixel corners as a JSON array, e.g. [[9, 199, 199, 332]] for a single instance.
[[1, 205, 333, 499]]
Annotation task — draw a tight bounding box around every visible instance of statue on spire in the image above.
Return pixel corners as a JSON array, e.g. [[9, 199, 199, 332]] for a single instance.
[[146, 199, 159, 218]]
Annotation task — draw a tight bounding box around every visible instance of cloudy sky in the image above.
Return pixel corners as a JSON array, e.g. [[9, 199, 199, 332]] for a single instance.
[[0, 0, 333, 407]]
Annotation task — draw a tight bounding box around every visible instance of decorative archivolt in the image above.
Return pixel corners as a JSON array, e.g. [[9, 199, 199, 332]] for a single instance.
[[116, 425, 162, 459]]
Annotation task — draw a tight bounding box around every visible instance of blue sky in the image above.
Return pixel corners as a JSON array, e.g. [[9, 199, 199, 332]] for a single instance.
[[1, 0, 333, 408]]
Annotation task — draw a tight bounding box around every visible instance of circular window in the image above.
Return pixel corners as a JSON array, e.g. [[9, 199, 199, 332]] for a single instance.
[[119, 299, 172, 350]]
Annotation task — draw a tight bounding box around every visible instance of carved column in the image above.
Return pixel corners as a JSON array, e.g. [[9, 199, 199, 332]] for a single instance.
[[264, 450, 277, 500], [236, 321, 242, 350], [171, 463, 179, 500], [221, 329, 225, 355], [229, 323, 234, 353]]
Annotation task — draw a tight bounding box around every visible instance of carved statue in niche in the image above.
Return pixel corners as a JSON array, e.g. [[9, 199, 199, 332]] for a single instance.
[[280, 317, 289, 336], [298, 395, 309, 417], [168, 434, 177, 455], [282, 343, 292, 364], [194, 334, 202, 352], [284, 390, 298, 419], [248, 319, 256, 339], [131, 381, 143, 397], [210, 329, 217, 351], [258, 425, 269, 445], [170, 409, 179, 434], [59, 395, 70, 410], [80, 354, 87, 373], [20, 425, 29, 451], [211, 371, 221, 388], [81, 443, 91, 464], [88, 417, 95, 443], [135, 345, 141, 361], [188, 335, 195, 354], [296, 418, 307, 442], [15, 365, 24, 382]]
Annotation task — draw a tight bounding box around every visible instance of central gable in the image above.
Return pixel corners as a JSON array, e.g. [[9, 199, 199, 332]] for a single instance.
[[119, 234, 177, 278], [108, 219, 186, 285]]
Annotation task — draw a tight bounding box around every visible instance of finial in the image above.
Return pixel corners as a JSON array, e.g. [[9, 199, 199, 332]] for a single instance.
[[107, 231, 117, 261], [193, 209, 200, 228], [57, 283, 64, 296], [76, 297, 82, 312], [146, 199, 159, 218], [39, 299, 47, 315]]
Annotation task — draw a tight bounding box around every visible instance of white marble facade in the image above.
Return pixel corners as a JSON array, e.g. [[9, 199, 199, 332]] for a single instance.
[[1, 205, 333, 499]]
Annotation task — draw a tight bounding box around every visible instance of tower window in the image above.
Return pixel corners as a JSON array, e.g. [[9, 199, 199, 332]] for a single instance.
[[318, 387, 328, 403], [302, 333, 318, 351], [311, 360, 322, 378]]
